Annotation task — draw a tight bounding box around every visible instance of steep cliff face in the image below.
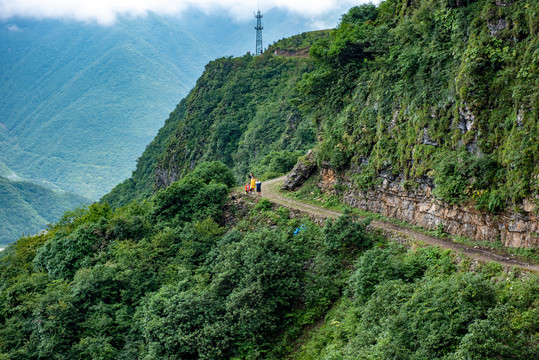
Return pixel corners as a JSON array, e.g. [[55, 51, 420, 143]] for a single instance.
[[341, 167, 536, 247], [286, 0, 538, 247], [304, 0, 538, 208], [284, 158, 537, 247], [153, 53, 317, 190]]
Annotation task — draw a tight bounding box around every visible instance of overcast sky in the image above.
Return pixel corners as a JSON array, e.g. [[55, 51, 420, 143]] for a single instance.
[[0, 1, 372, 27]]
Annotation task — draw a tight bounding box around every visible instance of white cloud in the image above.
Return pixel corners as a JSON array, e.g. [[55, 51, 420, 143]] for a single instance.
[[6, 24, 23, 32], [0, 0, 365, 26]]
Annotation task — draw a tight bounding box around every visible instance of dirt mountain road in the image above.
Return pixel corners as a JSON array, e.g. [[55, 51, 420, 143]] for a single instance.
[[263, 176, 539, 273]]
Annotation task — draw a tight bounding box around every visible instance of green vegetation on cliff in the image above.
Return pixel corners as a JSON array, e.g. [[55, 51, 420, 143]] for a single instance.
[[295, 246, 538, 360], [104, 0, 537, 214], [103, 45, 320, 208], [304, 0, 538, 210]]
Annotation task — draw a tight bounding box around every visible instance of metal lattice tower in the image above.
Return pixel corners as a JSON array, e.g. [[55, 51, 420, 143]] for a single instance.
[[255, 9, 263, 55]]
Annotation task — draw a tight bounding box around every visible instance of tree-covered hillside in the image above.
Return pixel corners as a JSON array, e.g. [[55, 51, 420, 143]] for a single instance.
[[0, 159, 13, 178], [103, 0, 537, 215], [1, 1, 538, 357], [0, 177, 89, 246], [102, 32, 326, 207], [1, 161, 536, 359]]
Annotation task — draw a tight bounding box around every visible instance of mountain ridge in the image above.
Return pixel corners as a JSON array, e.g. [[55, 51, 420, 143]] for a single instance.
[[101, 0, 537, 248], [0, 176, 89, 246], [102, 31, 330, 207]]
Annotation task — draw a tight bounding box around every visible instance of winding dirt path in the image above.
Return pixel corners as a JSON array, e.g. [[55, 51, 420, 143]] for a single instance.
[[263, 176, 539, 273]]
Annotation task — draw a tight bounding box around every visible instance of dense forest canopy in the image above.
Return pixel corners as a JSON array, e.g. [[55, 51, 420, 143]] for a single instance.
[[1, 161, 537, 359]]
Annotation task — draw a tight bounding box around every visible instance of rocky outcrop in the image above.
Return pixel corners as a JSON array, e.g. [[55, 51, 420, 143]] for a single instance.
[[284, 153, 538, 248], [282, 150, 317, 191], [457, 105, 475, 133], [339, 174, 538, 248], [221, 193, 252, 227], [495, 0, 512, 7], [155, 165, 180, 191], [422, 128, 439, 147], [487, 18, 508, 36]]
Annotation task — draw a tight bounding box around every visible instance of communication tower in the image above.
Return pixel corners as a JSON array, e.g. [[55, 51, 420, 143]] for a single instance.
[[255, 9, 263, 55]]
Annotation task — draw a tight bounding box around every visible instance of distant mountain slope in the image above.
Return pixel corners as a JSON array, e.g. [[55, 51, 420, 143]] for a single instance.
[[0, 15, 219, 200], [0, 159, 12, 178], [0, 177, 89, 246]]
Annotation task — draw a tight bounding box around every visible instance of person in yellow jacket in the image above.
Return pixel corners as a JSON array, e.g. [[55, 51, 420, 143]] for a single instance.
[[250, 175, 256, 193]]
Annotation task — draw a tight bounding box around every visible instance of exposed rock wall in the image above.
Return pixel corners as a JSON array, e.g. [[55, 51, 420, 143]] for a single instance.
[[284, 164, 538, 248], [337, 169, 538, 248], [155, 165, 179, 191], [282, 150, 317, 191]]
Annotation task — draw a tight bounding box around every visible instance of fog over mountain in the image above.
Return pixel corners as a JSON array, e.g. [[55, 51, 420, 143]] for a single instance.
[[0, 0, 361, 26]]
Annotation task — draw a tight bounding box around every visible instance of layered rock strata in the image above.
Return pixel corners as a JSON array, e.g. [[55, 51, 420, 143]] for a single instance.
[[340, 171, 538, 248], [285, 159, 538, 248]]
